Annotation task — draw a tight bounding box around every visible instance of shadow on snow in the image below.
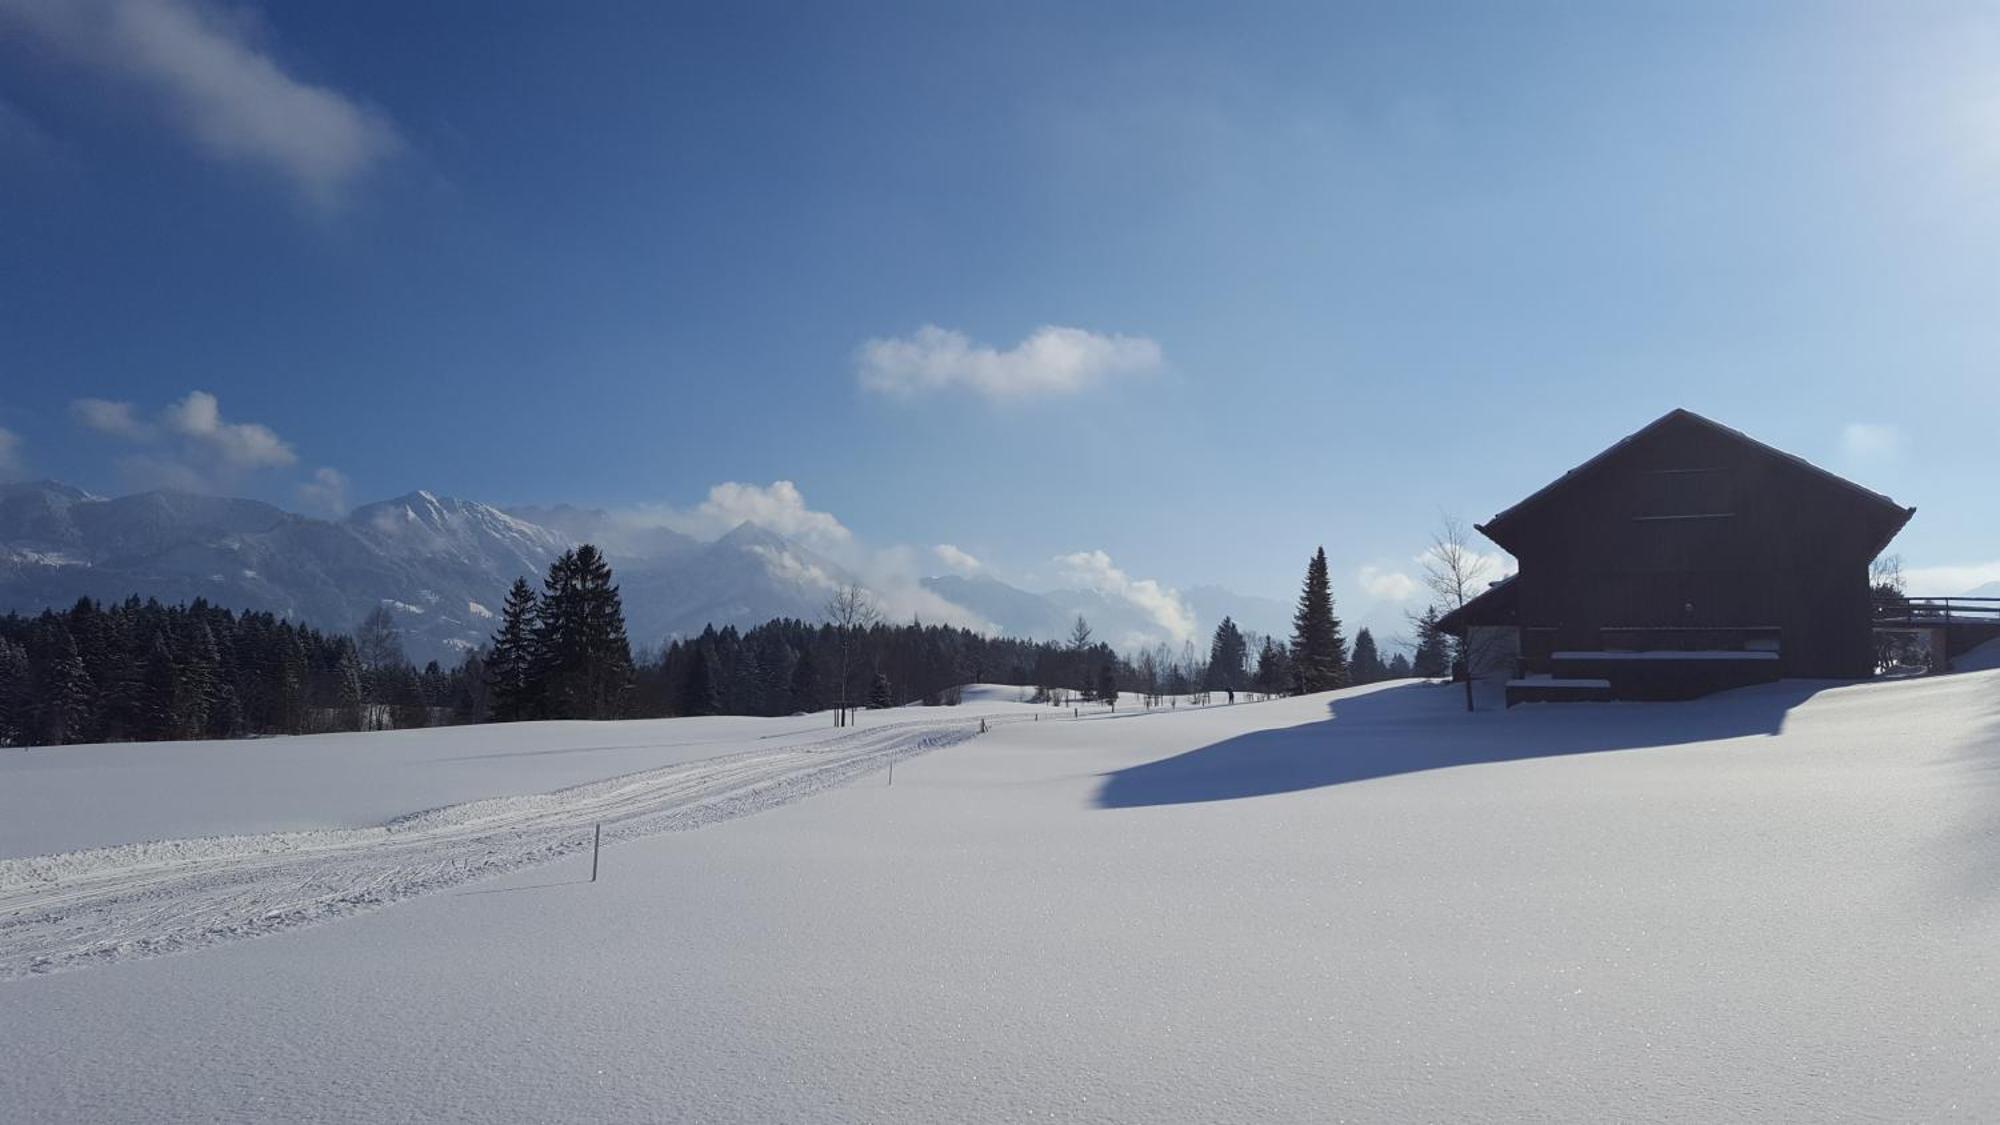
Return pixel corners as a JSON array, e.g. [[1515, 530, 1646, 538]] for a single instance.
[[1095, 678, 1846, 809]]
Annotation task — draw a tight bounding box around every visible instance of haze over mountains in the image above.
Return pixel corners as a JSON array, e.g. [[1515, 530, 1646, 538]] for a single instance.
[[0, 481, 1290, 663]]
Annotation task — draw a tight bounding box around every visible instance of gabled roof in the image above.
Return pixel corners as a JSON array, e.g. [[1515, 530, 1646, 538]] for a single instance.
[[1475, 408, 1915, 555]]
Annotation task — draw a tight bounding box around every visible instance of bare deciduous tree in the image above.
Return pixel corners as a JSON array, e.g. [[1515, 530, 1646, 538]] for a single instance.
[[825, 582, 879, 727], [1421, 515, 1509, 711]]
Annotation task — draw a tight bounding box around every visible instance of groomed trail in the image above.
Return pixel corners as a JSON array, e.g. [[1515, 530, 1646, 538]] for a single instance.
[[0, 714, 997, 979]]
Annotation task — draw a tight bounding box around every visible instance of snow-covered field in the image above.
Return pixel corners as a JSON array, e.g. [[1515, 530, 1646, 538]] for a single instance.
[[4, 664, 1998, 1121]]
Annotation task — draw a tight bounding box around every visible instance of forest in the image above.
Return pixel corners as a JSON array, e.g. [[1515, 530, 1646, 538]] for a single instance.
[[0, 544, 1449, 746]]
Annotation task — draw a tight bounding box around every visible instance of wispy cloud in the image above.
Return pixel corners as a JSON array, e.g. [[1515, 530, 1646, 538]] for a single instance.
[[161, 390, 295, 468], [1358, 564, 1422, 602], [0, 0, 403, 211], [857, 325, 1162, 401], [932, 543, 982, 576], [1052, 549, 1196, 646], [0, 426, 23, 479], [1842, 422, 1904, 460], [295, 465, 349, 515], [71, 397, 154, 440], [71, 389, 304, 492]]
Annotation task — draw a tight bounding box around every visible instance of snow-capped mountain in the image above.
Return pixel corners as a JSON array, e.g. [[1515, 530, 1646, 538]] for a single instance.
[[0, 481, 873, 662], [0, 479, 1285, 661]]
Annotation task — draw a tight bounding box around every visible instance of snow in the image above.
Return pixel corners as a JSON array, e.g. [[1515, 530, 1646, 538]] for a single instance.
[[467, 599, 494, 618], [4, 663, 2000, 1120]]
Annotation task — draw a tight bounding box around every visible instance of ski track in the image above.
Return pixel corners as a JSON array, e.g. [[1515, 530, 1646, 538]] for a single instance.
[[0, 715, 999, 980]]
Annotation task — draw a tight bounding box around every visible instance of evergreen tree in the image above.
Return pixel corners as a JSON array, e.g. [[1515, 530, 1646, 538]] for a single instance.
[[1288, 547, 1347, 693], [334, 641, 366, 731], [0, 637, 27, 745], [532, 546, 633, 720], [35, 623, 95, 745], [139, 634, 179, 740], [1205, 617, 1248, 693], [1386, 652, 1414, 678], [1411, 606, 1451, 678], [679, 633, 723, 716], [1253, 636, 1291, 696], [1349, 627, 1383, 685], [1097, 662, 1119, 708], [868, 671, 894, 709], [789, 647, 823, 713], [486, 577, 541, 722]]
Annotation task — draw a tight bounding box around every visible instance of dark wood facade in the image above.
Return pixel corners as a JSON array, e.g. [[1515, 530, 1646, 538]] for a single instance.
[[1444, 410, 1914, 682]]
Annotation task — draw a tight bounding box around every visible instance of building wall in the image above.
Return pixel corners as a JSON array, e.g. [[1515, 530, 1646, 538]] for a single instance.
[[1499, 422, 1884, 679]]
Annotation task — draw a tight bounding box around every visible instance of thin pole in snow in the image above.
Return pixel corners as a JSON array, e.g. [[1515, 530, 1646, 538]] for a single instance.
[[590, 823, 601, 883]]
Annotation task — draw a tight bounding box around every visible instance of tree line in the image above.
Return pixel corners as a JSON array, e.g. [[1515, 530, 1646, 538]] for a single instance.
[[2, 539, 1462, 747]]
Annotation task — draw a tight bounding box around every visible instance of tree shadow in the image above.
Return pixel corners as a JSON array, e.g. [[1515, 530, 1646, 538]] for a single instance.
[[1096, 679, 1842, 809]]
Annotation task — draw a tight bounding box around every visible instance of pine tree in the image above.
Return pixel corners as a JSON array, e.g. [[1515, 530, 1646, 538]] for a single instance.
[[868, 671, 893, 709], [1097, 662, 1119, 708], [1349, 628, 1383, 685], [1205, 617, 1248, 694], [789, 647, 823, 713], [0, 638, 27, 745], [140, 634, 179, 740], [1289, 547, 1347, 693], [1254, 636, 1291, 696], [680, 638, 722, 716], [36, 625, 95, 745], [334, 641, 366, 730], [1386, 652, 1414, 679], [532, 546, 633, 720], [486, 577, 541, 722], [1411, 606, 1450, 678]]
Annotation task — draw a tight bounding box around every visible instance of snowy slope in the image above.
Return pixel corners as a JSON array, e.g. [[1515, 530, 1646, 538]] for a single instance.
[[4, 662, 1999, 1120]]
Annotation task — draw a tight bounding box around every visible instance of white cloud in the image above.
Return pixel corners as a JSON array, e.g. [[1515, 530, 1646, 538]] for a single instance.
[[695, 480, 851, 550], [1842, 422, 1904, 460], [932, 543, 982, 576], [0, 426, 22, 479], [71, 397, 154, 440], [162, 390, 296, 468], [857, 324, 1163, 401], [1052, 549, 1197, 646], [599, 481, 851, 551], [296, 465, 349, 515], [1358, 565, 1422, 603], [0, 0, 402, 210], [73, 389, 305, 493], [1902, 561, 2000, 596]]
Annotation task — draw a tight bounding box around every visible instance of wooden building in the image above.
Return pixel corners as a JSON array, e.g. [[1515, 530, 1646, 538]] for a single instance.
[[1440, 409, 1914, 702]]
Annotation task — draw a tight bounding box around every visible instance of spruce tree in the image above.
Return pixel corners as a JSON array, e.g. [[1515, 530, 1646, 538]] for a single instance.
[[1289, 547, 1348, 693], [0, 638, 27, 745], [1350, 628, 1383, 685], [1205, 617, 1248, 693], [1097, 663, 1119, 708], [680, 638, 722, 716], [532, 546, 633, 720], [789, 647, 823, 713], [1411, 606, 1451, 678], [486, 577, 541, 722], [868, 671, 893, 709], [1387, 652, 1414, 679]]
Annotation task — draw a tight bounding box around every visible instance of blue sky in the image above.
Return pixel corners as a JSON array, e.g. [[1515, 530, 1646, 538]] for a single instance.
[[3, 1, 1998, 640]]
